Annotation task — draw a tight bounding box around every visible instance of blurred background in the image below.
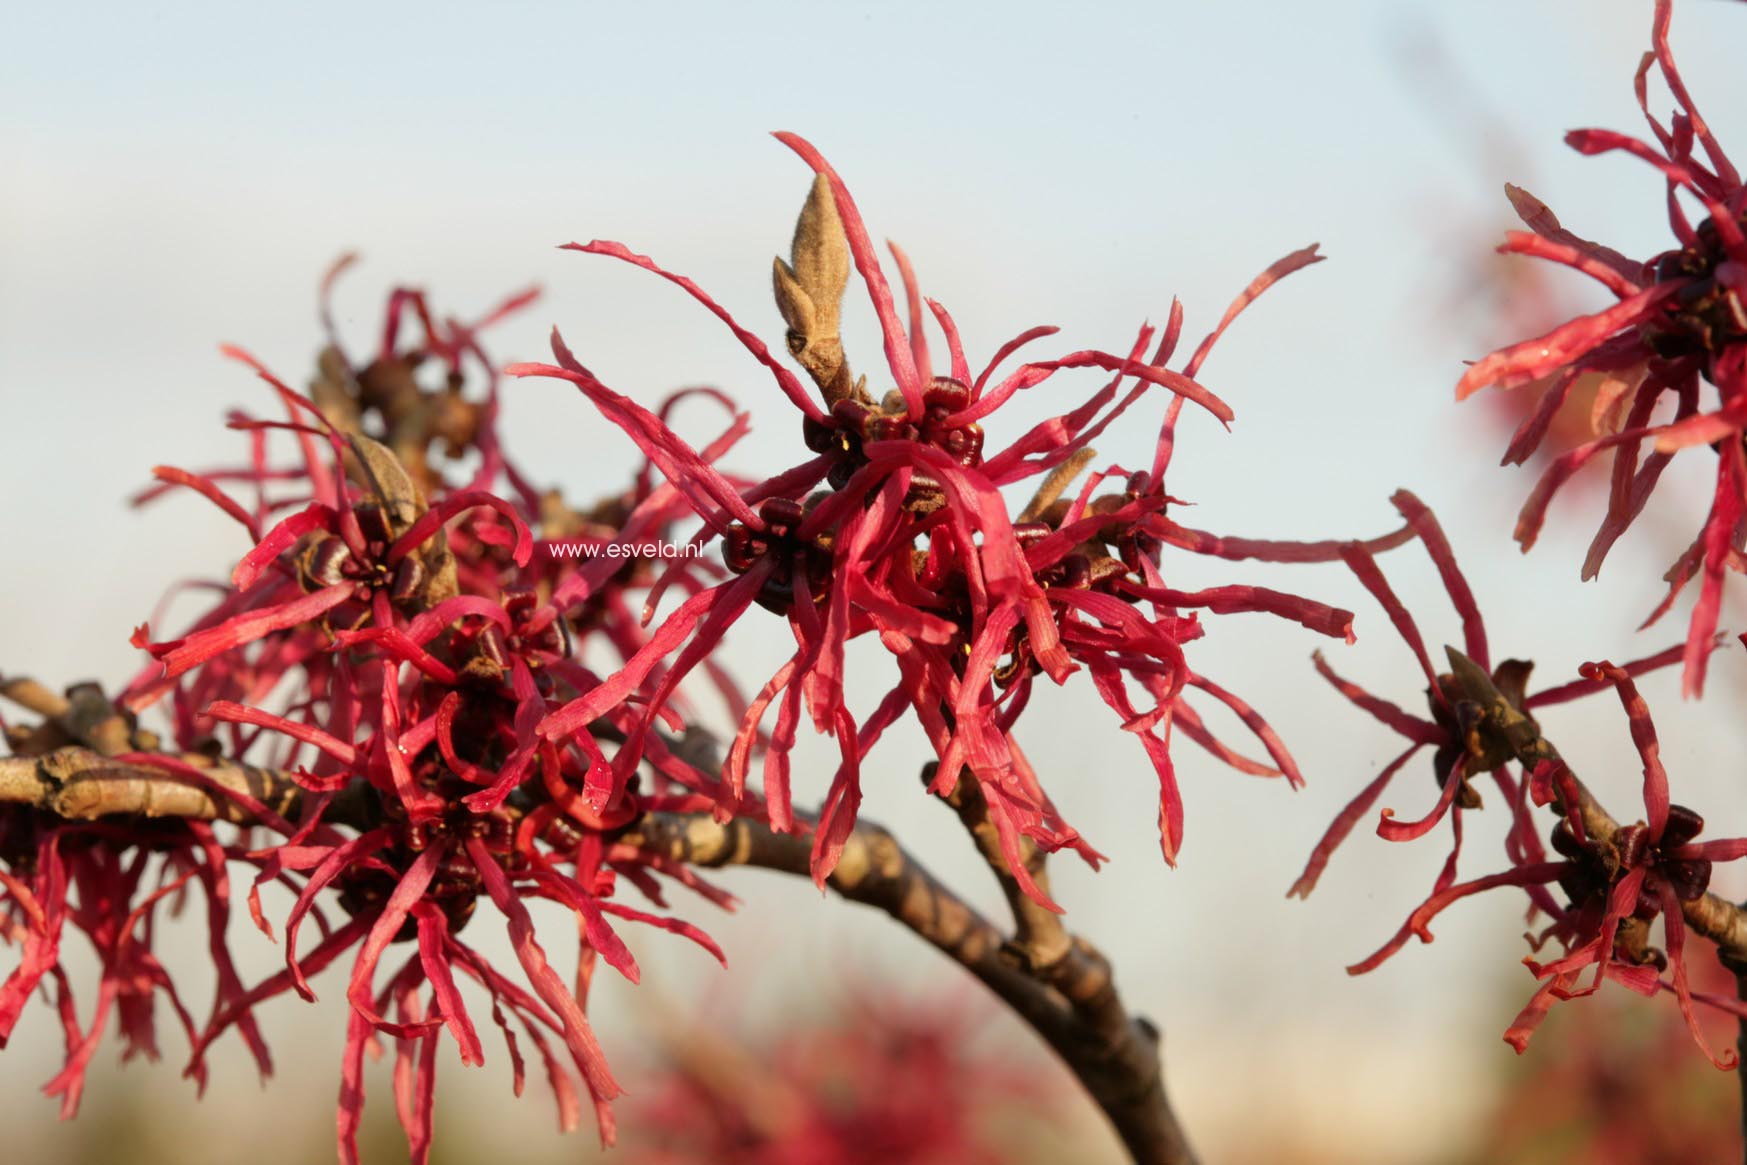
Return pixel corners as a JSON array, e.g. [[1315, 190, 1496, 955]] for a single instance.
[[5, 0, 1747, 1161]]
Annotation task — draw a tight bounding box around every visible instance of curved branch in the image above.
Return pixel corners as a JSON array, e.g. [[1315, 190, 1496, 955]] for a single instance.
[[0, 747, 305, 823]]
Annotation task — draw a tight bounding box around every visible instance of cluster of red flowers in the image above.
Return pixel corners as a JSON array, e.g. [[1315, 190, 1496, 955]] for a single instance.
[[9, 5, 1745, 1151], [516, 132, 1365, 898], [1457, 0, 1747, 698], [1284, 0, 1747, 1070], [0, 130, 1372, 1162], [1291, 496, 1747, 1061], [3, 273, 747, 1162], [0, 778, 233, 1120]]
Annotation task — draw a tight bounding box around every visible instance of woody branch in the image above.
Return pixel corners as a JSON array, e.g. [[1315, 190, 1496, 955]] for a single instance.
[[631, 800, 1196, 1165], [938, 761, 1195, 1165]]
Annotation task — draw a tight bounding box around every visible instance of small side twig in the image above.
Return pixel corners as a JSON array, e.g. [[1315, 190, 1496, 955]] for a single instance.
[[937, 764, 1195, 1165], [0, 677, 71, 720], [943, 766, 1072, 968]]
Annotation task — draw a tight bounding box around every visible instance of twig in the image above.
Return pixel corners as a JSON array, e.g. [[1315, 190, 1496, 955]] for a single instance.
[[942, 765, 1073, 968], [948, 766, 1194, 1164], [0, 677, 70, 720], [0, 746, 370, 828]]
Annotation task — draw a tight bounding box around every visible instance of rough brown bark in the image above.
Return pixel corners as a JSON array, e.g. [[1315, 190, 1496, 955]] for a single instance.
[[0, 747, 381, 829]]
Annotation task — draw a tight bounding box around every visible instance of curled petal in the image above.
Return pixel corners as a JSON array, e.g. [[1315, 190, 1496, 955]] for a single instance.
[[1376, 757, 1465, 843], [1347, 862, 1568, 975], [1577, 660, 1669, 838], [388, 491, 531, 568]]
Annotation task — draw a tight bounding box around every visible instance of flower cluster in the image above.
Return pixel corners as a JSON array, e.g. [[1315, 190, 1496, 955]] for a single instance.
[[1292, 492, 1747, 1065], [0, 143, 1369, 1154], [5, 271, 748, 1163], [18, 55, 1746, 1151], [514, 132, 1362, 899], [1456, 0, 1747, 696], [0, 747, 245, 1120]]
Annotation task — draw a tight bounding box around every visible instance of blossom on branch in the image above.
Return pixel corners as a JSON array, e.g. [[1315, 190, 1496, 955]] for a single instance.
[[517, 133, 1367, 894], [57, 276, 746, 1162], [1455, 0, 1747, 696], [1351, 660, 1747, 1064], [1296, 511, 1747, 1063]]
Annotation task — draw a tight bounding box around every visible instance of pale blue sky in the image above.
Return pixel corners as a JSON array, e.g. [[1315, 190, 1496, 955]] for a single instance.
[[5, 3, 1747, 1161]]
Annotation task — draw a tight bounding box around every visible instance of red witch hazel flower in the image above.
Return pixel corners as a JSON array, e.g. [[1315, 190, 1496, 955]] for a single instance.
[[1455, 0, 1747, 696], [1364, 663, 1747, 1065], [1292, 493, 1747, 1065], [1290, 491, 1551, 906], [1289, 490, 1690, 905], [94, 273, 744, 1163], [0, 686, 278, 1121], [513, 131, 1371, 902], [0, 796, 223, 1120]]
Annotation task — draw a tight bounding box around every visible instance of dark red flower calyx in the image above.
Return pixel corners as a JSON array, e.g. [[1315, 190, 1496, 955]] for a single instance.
[[1547, 802, 1713, 972], [1644, 211, 1747, 360], [337, 803, 519, 938], [802, 378, 984, 499], [1425, 661, 1538, 811], [723, 497, 833, 614]]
